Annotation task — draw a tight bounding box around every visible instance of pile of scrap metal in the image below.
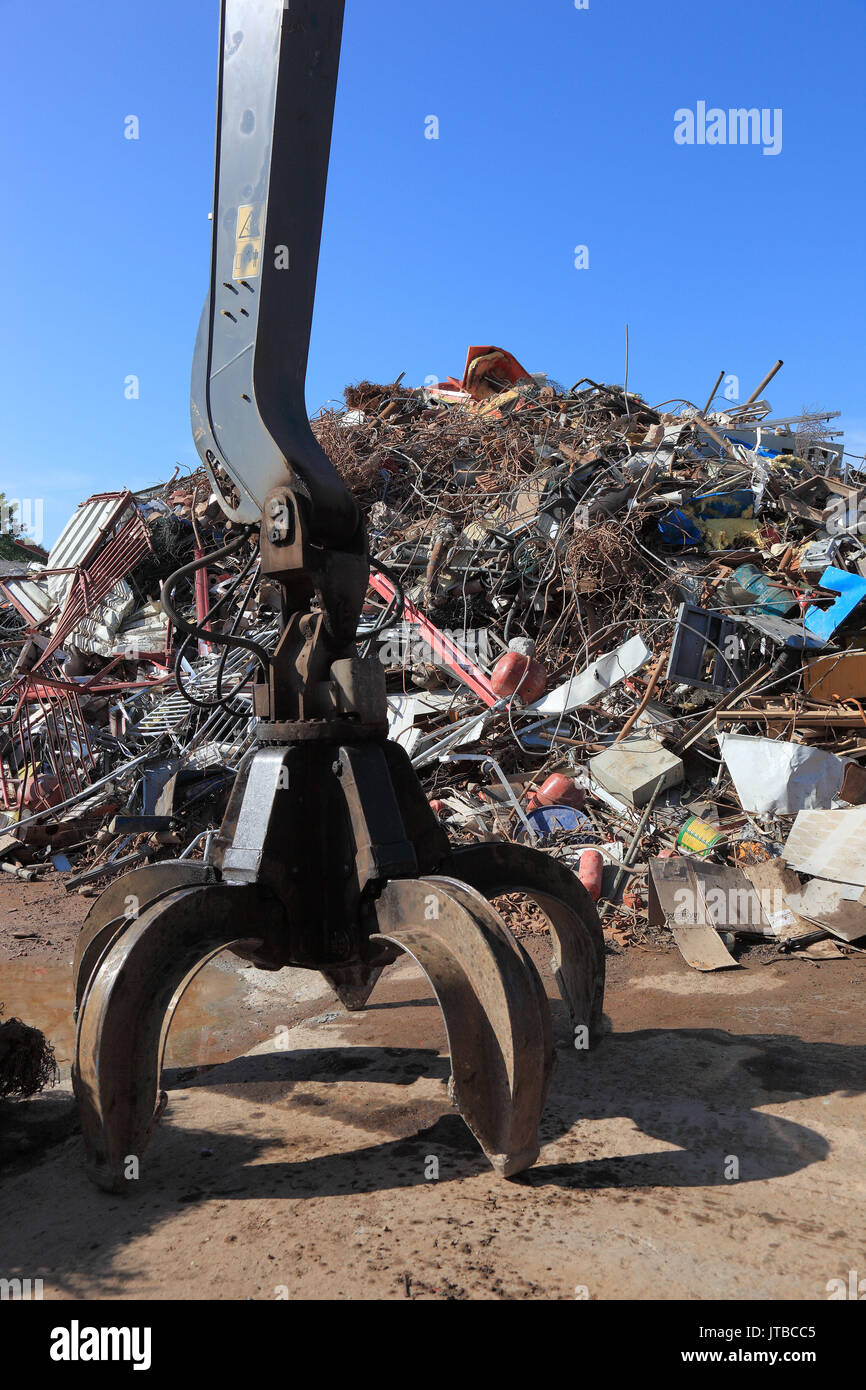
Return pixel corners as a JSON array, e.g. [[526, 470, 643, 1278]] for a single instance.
[[3, 341, 866, 970], [0, 472, 271, 891], [0, 1005, 57, 1100], [318, 344, 866, 969]]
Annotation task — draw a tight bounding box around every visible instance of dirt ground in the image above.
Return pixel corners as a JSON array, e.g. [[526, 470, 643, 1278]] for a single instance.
[[1, 873, 864, 1301]]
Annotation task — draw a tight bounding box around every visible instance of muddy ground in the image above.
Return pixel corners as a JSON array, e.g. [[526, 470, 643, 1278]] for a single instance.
[[0, 874, 864, 1300]]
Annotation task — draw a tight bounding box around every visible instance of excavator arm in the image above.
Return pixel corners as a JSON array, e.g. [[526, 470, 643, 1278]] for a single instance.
[[71, 0, 605, 1193], [191, 0, 357, 547]]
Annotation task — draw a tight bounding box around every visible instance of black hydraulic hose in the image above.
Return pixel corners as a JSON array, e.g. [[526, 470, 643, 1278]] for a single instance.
[[216, 560, 263, 705], [378, 561, 408, 622], [161, 532, 270, 673], [372, 559, 406, 625], [361, 559, 407, 657], [173, 542, 263, 712], [175, 645, 257, 715]]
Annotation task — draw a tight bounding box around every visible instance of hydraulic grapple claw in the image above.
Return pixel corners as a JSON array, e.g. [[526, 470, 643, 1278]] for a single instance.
[[73, 881, 281, 1191], [73, 859, 218, 1013], [445, 842, 606, 1043], [372, 877, 553, 1177], [72, 742, 605, 1190]]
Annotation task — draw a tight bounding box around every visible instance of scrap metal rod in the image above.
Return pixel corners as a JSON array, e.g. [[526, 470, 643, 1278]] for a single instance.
[[608, 773, 667, 904], [702, 369, 725, 416], [743, 360, 784, 408]]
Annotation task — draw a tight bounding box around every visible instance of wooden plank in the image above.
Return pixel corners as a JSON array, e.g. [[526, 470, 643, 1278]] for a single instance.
[[803, 652, 866, 702], [673, 664, 772, 755], [715, 709, 866, 727]]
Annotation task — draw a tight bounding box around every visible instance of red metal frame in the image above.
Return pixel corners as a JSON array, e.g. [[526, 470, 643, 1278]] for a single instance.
[[35, 501, 154, 668], [368, 570, 498, 707], [0, 674, 99, 812]]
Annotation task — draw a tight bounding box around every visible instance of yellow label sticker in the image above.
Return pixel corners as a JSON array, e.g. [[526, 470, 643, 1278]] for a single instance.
[[233, 203, 263, 280]]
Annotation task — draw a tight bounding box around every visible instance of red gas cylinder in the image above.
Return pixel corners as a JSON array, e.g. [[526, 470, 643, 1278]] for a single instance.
[[577, 849, 604, 902], [534, 774, 585, 810], [490, 652, 547, 704], [17, 775, 62, 813]]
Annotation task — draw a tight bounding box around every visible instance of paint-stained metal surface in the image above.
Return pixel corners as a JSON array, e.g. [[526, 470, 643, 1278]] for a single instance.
[[191, 0, 356, 543]]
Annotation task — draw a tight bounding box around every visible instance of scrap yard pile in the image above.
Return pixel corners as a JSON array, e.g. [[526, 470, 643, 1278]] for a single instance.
[[2, 342, 866, 970], [0, 478, 272, 890]]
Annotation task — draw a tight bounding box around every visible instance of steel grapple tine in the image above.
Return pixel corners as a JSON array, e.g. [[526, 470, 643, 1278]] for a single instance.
[[73, 859, 218, 1012], [371, 875, 554, 1178], [73, 881, 280, 1192], [437, 877, 555, 1108], [445, 842, 606, 1041], [75, 912, 135, 1022]]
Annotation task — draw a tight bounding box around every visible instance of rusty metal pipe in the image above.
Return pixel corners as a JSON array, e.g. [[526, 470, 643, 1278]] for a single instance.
[[702, 369, 725, 416], [743, 360, 784, 407]]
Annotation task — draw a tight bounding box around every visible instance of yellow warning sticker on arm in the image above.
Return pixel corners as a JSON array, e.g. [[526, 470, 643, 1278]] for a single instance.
[[233, 204, 263, 280]]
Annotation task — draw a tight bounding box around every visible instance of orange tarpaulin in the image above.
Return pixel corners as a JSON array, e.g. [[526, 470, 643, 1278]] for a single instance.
[[461, 345, 534, 401]]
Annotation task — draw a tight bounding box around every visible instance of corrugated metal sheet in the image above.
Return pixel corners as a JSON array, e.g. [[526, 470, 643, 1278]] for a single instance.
[[36, 506, 153, 666], [1, 576, 54, 626], [45, 493, 136, 611]]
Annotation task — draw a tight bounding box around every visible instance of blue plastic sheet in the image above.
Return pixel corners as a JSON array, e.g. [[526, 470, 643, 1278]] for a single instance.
[[658, 509, 702, 547], [805, 567, 866, 640], [691, 489, 755, 519]]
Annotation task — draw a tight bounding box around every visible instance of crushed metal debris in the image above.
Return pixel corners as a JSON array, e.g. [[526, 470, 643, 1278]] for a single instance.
[[2, 347, 865, 966], [0, 1006, 58, 1100]]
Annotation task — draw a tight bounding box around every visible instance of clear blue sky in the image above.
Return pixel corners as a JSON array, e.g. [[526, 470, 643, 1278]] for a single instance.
[[1, 0, 864, 547]]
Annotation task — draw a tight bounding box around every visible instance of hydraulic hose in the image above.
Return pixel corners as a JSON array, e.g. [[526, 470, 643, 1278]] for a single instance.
[[161, 532, 270, 673]]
